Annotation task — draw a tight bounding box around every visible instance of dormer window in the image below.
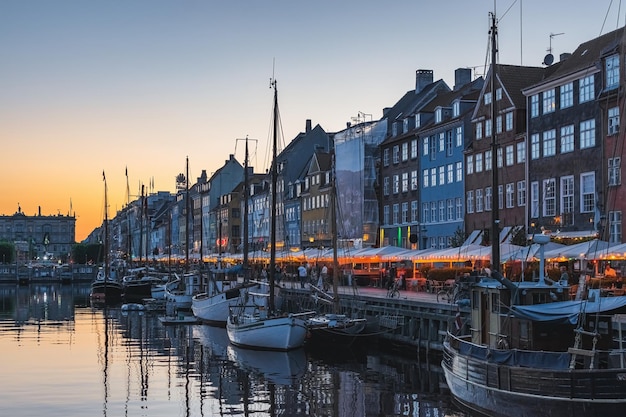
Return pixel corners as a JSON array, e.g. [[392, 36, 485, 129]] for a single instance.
[[435, 108, 442, 123], [415, 114, 421, 128], [392, 122, 398, 137], [606, 54, 620, 90], [496, 88, 502, 101], [452, 101, 460, 117], [403, 118, 409, 133], [484, 92, 492, 105]]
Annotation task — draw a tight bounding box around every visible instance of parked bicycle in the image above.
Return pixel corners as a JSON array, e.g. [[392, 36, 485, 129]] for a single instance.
[[387, 278, 401, 298], [437, 281, 470, 304]]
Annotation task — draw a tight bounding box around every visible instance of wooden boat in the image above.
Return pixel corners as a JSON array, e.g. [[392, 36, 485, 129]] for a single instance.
[[227, 78, 313, 351], [191, 267, 252, 326], [164, 272, 201, 310], [90, 171, 123, 304]]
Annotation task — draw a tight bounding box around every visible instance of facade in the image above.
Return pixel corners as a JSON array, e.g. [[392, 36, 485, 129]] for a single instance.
[[300, 151, 332, 249], [522, 27, 626, 242], [0, 208, 76, 261], [465, 64, 544, 245], [418, 71, 483, 249]]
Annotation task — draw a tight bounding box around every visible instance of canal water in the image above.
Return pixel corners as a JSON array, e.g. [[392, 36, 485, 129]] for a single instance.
[[0, 283, 471, 417]]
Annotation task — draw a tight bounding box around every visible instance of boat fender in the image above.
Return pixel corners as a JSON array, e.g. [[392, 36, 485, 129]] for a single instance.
[[497, 338, 509, 350]]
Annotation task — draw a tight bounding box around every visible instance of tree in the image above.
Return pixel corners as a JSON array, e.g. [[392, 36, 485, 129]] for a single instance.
[[0, 242, 15, 263], [450, 227, 468, 247], [71, 243, 103, 264], [510, 226, 529, 246]]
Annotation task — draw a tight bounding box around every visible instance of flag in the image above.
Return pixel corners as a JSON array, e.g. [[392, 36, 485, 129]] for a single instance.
[[125, 166, 128, 177], [102, 170, 106, 181]]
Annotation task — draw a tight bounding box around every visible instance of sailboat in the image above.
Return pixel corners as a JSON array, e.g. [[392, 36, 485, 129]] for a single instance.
[[306, 152, 367, 344], [90, 171, 124, 304], [226, 78, 314, 351], [192, 138, 254, 326], [441, 14, 626, 417]]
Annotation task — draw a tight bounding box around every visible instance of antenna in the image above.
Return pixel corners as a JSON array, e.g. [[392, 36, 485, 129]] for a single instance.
[[544, 32, 564, 65]]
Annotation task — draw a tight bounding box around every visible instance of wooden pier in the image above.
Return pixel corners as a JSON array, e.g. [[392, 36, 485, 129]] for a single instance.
[[280, 282, 469, 354]]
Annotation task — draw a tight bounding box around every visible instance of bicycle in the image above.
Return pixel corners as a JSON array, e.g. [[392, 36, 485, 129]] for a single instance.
[[387, 279, 400, 298], [437, 282, 469, 304]]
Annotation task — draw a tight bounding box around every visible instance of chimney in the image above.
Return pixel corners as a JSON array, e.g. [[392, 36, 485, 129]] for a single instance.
[[415, 69, 434, 94], [560, 53, 572, 62], [454, 68, 472, 90], [305, 119, 312, 133]]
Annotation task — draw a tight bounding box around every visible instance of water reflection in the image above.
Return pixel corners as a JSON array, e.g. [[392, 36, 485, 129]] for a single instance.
[[0, 284, 469, 417]]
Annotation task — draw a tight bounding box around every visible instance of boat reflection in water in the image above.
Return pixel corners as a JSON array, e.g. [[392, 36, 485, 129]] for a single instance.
[[0, 283, 468, 417]]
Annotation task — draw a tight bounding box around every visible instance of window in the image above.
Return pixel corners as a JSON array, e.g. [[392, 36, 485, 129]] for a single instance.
[[422, 203, 430, 223], [393, 175, 399, 194], [423, 169, 429, 187], [497, 148, 503, 168], [561, 125, 574, 153], [411, 170, 418, 190], [466, 155, 474, 175], [609, 211, 622, 243], [580, 119, 595, 149], [475, 153, 483, 173], [415, 114, 421, 128], [383, 177, 390, 195], [579, 75, 594, 103], [543, 178, 556, 217], [531, 181, 539, 218], [383, 148, 390, 166], [401, 172, 409, 192], [505, 112, 513, 131], [456, 198, 463, 219], [401, 202, 408, 223], [476, 122, 483, 139], [466, 191, 474, 213], [393, 145, 400, 163], [517, 180, 526, 206], [456, 126, 463, 147], [608, 106, 620, 135], [447, 199, 454, 221], [516, 142, 526, 164], [542, 129, 556, 157], [439, 166, 445, 185], [393, 204, 399, 224], [401, 142, 408, 161], [435, 108, 442, 123], [484, 92, 492, 105], [482, 152, 493, 174], [476, 189, 484, 212], [580, 172, 595, 213], [560, 82, 573, 109], [453, 101, 460, 117], [383, 206, 389, 225], [403, 118, 409, 133], [447, 164, 454, 183], [498, 185, 504, 210], [609, 157, 621, 186], [606, 54, 620, 89], [439, 132, 445, 152], [423, 137, 429, 156], [542, 89, 555, 114], [485, 119, 492, 138], [446, 130, 453, 156], [410, 139, 418, 158], [531, 134, 540, 159], [456, 162, 463, 182], [506, 145, 514, 166], [439, 200, 445, 222], [485, 187, 492, 211], [430, 168, 436, 187], [496, 115, 502, 134], [506, 183, 514, 208], [561, 176, 574, 226], [411, 200, 418, 222], [430, 135, 437, 159], [496, 88, 502, 101], [431, 202, 437, 222], [530, 94, 539, 117]]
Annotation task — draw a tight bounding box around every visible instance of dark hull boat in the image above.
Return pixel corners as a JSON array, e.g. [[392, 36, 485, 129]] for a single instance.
[[90, 278, 124, 304]]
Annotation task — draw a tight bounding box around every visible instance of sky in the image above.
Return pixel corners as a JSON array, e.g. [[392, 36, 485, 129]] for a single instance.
[[2, 0, 624, 242]]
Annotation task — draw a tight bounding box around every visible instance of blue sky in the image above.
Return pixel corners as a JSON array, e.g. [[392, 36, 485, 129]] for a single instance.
[[1, 0, 623, 239]]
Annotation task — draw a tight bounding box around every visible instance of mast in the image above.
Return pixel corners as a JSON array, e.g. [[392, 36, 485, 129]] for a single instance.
[[489, 12, 500, 273], [331, 152, 340, 313], [269, 78, 278, 315], [243, 137, 250, 281], [103, 171, 109, 285], [185, 156, 190, 271], [139, 184, 144, 265]]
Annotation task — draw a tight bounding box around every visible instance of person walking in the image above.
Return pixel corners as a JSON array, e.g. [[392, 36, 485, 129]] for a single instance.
[[298, 263, 308, 288]]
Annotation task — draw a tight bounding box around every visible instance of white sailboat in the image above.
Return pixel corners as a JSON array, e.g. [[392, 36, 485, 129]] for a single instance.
[[227, 78, 314, 351]]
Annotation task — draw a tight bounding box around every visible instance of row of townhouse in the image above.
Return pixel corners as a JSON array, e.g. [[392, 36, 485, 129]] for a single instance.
[[88, 26, 626, 263], [381, 26, 626, 250]]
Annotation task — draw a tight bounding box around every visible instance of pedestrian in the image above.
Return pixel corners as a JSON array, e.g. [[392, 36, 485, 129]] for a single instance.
[[297, 263, 307, 288], [559, 266, 569, 285]]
